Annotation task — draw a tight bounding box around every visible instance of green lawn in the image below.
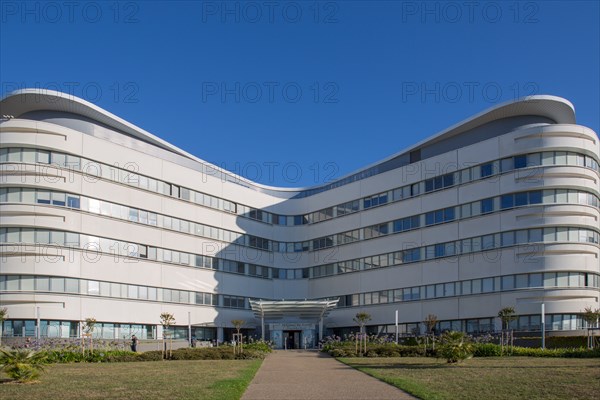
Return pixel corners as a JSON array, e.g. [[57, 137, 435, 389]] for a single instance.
[[340, 357, 600, 400], [0, 359, 261, 400]]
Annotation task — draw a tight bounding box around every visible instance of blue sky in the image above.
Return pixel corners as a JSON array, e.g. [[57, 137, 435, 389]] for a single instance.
[[1, 1, 598, 187]]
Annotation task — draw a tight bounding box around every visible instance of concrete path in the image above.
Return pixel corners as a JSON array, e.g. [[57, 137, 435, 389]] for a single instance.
[[242, 350, 415, 400]]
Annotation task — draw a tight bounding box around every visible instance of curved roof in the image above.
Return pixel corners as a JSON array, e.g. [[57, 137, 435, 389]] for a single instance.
[[249, 299, 339, 321], [0, 89, 577, 196]]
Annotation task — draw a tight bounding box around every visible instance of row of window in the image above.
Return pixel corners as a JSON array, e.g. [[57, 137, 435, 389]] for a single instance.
[[2, 225, 598, 282], [290, 150, 600, 226], [309, 188, 599, 253], [2, 313, 584, 341], [361, 313, 586, 336], [309, 226, 600, 278], [335, 271, 600, 308], [0, 227, 274, 279], [0, 147, 263, 219], [0, 274, 250, 309], [3, 271, 597, 328], [1, 320, 155, 339], [2, 186, 598, 256], [0, 187, 274, 252], [2, 147, 598, 230]]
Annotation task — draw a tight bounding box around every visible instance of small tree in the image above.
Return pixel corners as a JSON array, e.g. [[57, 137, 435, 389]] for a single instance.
[[498, 307, 517, 330], [353, 312, 371, 356], [231, 319, 245, 355], [581, 307, 600, 328], [423, 314, 438, 350], [160, 312, 175, 359], [81, 317, 97, 353], [0, 307, 8, 347], [498, 307, 517, 355], [582, 307, 600, 349], [0, 348, 48, 382], [437, 331, 474, 363]]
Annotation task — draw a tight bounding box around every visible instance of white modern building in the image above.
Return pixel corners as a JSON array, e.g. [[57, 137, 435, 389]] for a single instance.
[[1, 90, 599, 348]]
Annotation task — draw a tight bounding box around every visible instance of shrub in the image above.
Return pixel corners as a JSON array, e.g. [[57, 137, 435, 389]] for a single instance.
[[511, 347, 600, 358], [400, 337, 420, 346], [514, 336, 591, 349], [397, 345, 427, 357], [473, 343, 503, 357], [169, 347, 234, 360], [0, 348, 48, 382], [45, 350, 86, 363], [234, 349, 268, 360], [243, 340, 273, 353], [45, 349, 142, 363], [137, 351, 164, 361], [166, 346, 270, 360], [437, 331, 474, 363]]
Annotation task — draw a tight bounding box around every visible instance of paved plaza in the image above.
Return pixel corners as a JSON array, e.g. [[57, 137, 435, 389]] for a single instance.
[[242, 350, 415, 400]]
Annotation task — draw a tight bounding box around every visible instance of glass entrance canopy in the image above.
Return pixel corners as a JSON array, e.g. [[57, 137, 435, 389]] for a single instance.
[[249, 299, 339, 341]]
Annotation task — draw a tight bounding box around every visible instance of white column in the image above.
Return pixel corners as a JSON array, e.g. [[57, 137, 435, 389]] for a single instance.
[[188, 312, 192, 347], [541, 303, 546, 349], [395, 310, 399, 344], [217, 327, 224, 344], [319, 318, 323, 341], [36, 306, 41, 339]]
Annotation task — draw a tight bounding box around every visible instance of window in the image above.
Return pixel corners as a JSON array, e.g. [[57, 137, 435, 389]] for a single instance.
[[424, 173, 454, 193], [481, 198, 494, 214], [501, 157, 514, 172], [501, 194, 514, 209], [529, 191, 542, 204], [482, 278, 494, 292], [502, 276, 515, 290], [294, 215, 308, 225], [514, 155, 527, 169], [52, 192, 66, 206], [444, 207, 455, 221], [364, 224, 388, 239], [363, 192, 388, 209], [37, 150, 50, 164], [37, 191, 51, 204], [337, 200, 359, 216], [515, 192, 528, 206], [67, 195, 80, 208], [223, 295, 245, 309], [480, 163, 494, 178]]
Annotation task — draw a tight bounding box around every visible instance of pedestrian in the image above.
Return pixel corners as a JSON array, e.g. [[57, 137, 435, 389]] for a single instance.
[[131, 335, 138, 352], [191, 335, 197, 348]]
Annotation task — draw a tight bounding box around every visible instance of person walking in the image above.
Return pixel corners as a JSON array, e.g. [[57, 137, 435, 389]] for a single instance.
[[131, 335, 139, 352]]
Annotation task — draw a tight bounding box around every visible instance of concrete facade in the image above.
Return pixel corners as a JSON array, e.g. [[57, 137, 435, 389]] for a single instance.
[[1, 90, 599, 342]]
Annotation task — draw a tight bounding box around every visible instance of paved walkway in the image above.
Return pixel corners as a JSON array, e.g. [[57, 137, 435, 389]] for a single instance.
[[242, 350, 415, 400]]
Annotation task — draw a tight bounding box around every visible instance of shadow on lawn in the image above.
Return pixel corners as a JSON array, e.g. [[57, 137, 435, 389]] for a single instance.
[[355, 363, 592, 371], [351, 363, 447, 370]]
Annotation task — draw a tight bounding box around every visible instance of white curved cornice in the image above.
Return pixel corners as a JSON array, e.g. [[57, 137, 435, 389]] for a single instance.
[[0, 89, 577, 194]]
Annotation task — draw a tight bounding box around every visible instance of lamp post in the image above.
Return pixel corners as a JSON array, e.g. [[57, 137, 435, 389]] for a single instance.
[[188, 312, 192, 347], [395, 310, 399, 344], [541, 303, 546, 349]]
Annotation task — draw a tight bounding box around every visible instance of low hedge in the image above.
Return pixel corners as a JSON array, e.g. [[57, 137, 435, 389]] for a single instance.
[[515, 336, 589, 349], [469, 344, 600, 358], [323, 341, 600, 359], [473, 344, 503, 357], [511, 346, 600, 358], [45, 349, 138, 363], [324, 343, 431, 358], [40, 346, 268, 364]]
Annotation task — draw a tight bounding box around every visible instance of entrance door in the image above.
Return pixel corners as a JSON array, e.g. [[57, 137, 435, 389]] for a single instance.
[[283, 330, 301, 349]]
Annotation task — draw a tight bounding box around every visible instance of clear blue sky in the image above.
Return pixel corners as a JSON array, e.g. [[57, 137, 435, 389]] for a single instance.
[[1, 1, 598, 187]]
